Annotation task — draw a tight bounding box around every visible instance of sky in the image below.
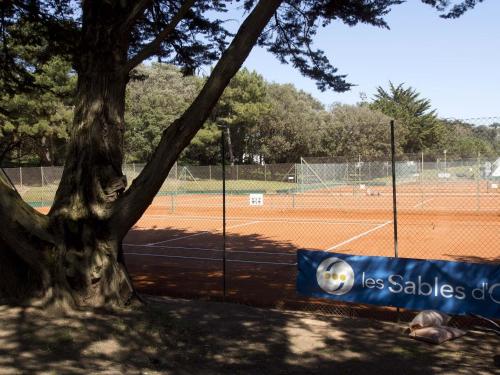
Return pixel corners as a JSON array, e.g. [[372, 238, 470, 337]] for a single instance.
[[227, 1, 500, 121]]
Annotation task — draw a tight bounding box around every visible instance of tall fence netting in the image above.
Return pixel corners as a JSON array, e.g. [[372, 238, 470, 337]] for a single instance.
[[3, 116, 499, 323]]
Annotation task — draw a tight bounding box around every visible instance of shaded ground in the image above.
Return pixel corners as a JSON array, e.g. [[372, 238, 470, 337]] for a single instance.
[[0, 297, 498, 374], [125, 225, 500, 323]]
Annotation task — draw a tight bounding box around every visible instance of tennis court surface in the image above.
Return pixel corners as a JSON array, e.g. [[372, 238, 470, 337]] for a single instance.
[[124, 189, 500, 315], [17, 158, 499, 317]]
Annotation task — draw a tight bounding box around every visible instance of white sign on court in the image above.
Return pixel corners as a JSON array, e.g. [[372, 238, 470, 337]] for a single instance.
[[249, 193, 264, 206]]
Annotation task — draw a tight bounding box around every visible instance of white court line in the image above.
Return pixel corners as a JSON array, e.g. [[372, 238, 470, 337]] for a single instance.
[[225, 220, 261, 230], [146, 230, 211, 246], [124, 252, 296, 266], [413, 198, 435, 208], [325, 220, 392, 252], [125, 252, 220, 261], [170, 198, 221, 204], [139, 214, 387, 226], [227, 259, 297, 266], [124, 244, 222, 252], [229, 250, 295, 257], [145, 220, 260, 246], [123, 243, 296, 256]]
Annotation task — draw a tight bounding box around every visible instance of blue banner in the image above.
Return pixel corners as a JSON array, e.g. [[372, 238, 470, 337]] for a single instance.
[[297, 250, 500, 318]]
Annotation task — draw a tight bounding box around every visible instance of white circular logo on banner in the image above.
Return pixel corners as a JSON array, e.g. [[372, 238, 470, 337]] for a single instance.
[[316, 257, 355, 295]]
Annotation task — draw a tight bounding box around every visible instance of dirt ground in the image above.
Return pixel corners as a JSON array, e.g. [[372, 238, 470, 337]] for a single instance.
[[0, 296, 498, 375]]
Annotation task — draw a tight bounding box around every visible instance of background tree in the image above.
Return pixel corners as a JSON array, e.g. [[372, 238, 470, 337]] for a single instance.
[[0, 0, 484, 308], [210, 68, 270, 165], [0, 15, 75, 165], [371, 82, 446, 154], [440, 119, 496, 158], [1, 58, 74, 165], [125, 64, 201, 163], [179, 122, 221, 165], [320, 104, 393, 159], [258, 83, 326, 163], [472, 123, 500, 155]]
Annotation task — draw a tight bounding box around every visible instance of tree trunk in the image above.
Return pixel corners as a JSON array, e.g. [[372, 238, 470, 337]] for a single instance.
[[0, 237, 44, 302], [17, 66, 136, 308], [0, 0, 283, 310], [44, 9, 134, 307]]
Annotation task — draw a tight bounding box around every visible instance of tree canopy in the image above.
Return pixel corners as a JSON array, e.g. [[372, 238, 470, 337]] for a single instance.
[[124, 63, 201, 163], [1, 1, 484, 93], [371, 82, 443, 154], [0, 0, 487, 308], [3, 64, 498, 166], [0, 57, 75, 165]]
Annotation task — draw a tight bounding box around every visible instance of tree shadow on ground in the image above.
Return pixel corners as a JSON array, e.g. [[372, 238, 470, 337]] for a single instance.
[[123, 226, 402, 321], [1, 224, 497, 374], [124, 225, 499, 322], [444, 254, 500, 264], [0, 297, 498, 375]]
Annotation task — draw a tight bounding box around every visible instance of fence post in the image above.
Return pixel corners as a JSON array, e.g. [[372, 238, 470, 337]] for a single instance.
[[294, 163, 297, 193], [40, 166, 45, 206], [209, 165, 212, 181], [390, 120, 399, 258], [19, 166, 23, 189], [299, 158, 303, 193], [346, 161, 349, 188], [264, 164, 267, 182], [420, 152, 424, 209], [220, 126, 227, 301], [174, 162, 178, 200], [390, 120, 400, 322], [352, 159, 355, 196], [436, 158, 440, 185], [476, 152, 481, 211]]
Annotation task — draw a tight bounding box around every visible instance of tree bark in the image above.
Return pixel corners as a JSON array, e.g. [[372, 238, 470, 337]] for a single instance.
[[42, 2, 134, 307], [0, 176, 53, 303], [0, 0, 283, 309], [49, 90, 131, 301]]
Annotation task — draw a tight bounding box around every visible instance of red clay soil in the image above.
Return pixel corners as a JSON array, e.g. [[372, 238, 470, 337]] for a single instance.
[[124, 195, 500, 321]]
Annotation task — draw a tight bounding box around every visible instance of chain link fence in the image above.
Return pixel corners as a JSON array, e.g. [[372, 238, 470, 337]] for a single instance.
[[3, 117, 499, 323]]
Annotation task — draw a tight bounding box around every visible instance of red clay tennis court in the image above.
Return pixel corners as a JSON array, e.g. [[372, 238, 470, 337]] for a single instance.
[[124, 188, 500, 314]]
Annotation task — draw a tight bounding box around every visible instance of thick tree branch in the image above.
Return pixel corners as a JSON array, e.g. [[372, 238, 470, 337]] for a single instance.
[[112, 0, 283, 235], [0, 178, 53, 270], [119, 0, 153, 34], [124, 0, 196, 73]]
